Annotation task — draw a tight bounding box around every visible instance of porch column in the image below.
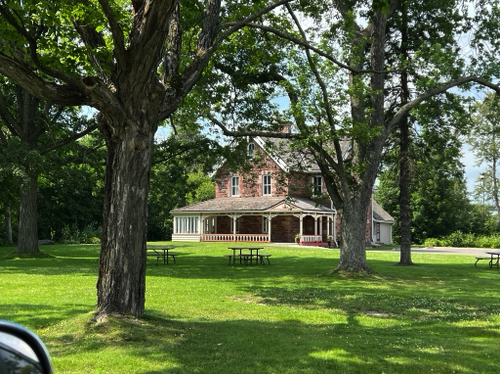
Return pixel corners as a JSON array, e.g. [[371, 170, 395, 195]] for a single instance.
[[173, 216, 177, 234], [327, 216, 330, 238], [230, 214, 241, 241], [267, 215, 273, 243], [232, 215, 237, 241], [314, 216, 318, 236]]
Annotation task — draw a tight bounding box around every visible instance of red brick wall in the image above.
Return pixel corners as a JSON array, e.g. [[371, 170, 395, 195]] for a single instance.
[[215, 142, 295, 198], [238, 215, 262, 234], [271, 216, 299, 242], [217, 216, 231, 233]]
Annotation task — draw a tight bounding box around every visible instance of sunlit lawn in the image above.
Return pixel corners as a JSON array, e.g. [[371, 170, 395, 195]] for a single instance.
[[1, 242, 499, 373]]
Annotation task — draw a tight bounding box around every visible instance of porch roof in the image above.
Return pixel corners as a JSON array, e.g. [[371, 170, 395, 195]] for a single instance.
[[172, 196, 335, 215]]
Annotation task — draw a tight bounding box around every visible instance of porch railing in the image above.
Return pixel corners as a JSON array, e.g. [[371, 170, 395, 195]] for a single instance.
[[201, 233, 270, 242], [300, 235, 323, 244]]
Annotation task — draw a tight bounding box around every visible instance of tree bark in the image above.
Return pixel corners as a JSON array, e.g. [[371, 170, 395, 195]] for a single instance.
[[335, 205, 371, 272], [398, 117, 413, 265], [4, 204, 13, 244], [95, 116, 155, 320], [16, 173, 40, 253], [397, 4, 414, 266]]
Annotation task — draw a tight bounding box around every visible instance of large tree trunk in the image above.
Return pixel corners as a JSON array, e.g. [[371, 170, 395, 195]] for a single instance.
[[335, 206, 371, 272], [96, 117, 155, 320], [16, 173, 40, 253], [397, 3, 414, 266], [398, 119, 413, 265]]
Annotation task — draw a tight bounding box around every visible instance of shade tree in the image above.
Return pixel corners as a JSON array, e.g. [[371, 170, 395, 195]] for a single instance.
[[0, 78, 97, 253], [0, 0, 293, 319]]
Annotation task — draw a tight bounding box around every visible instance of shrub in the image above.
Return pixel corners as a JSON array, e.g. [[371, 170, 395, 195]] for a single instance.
[[423, 238, 439, 247], [425, 231, 500, 248], [88, 236, 101, 244], [61, 223, 101, 244]]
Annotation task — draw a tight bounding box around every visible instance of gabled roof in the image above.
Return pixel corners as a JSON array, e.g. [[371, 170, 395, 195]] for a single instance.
[[254, 136, 350, 173], [172, 196, 335, 214], [372, 199, 395, 223]]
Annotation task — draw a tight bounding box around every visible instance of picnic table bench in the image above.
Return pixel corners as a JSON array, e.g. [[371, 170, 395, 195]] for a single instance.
[[474, 251, 500, 268]]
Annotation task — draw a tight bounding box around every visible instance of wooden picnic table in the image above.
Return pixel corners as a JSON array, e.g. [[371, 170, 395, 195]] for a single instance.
[[147, 246, 177, 265], [227, 246, 264, 265], [486, 251, 500, 269]]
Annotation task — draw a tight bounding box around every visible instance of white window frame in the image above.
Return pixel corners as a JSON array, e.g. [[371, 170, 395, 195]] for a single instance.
[[262, 174, 272, 196], [312, 176, 322, 196], [231, 176, 240, 196], [262, 216, 269, 233], [175, 216, 199, 234]]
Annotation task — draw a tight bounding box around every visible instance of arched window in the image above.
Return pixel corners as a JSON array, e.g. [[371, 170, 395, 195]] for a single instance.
[[247, 143, 255, 158]]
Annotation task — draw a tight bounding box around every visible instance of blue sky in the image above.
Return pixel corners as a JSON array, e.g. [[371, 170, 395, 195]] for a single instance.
[[462, 142, 483, 196]]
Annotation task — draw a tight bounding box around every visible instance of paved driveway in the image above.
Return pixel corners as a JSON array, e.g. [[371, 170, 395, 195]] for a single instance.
[[392, 247, 494, 256]]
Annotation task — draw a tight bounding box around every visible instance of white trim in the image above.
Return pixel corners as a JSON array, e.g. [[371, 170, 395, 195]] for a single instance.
[[262, 174, 272, 196], [254, 137, 289, 172], [248, 143, 255, 158], [230, 175, 240, 196], [262, 216, 269, 233], [174, 216, 200, 234]]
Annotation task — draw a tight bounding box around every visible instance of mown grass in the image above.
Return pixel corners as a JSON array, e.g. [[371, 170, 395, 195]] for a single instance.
[[0, 242, 499, 374]]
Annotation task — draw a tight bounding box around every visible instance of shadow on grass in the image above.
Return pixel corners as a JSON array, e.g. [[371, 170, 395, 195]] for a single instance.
[[0, 303, 93, 330], [43, 312, 500, 374]]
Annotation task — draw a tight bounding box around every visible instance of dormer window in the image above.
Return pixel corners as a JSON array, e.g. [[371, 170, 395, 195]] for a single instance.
[[312, 176, 322, 196], [247, 143, 255, 158], [231, 175, 240, 196]]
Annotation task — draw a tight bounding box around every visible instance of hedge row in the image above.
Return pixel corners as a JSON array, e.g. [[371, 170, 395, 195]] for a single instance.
[[424, 231, 500, 248]]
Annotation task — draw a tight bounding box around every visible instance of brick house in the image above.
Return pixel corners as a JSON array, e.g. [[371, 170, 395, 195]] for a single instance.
[[171, 133, 394, 245]]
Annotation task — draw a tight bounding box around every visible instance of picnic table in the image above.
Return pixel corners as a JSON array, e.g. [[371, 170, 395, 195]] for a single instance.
[[226, 246, 271, 265], [147, 246, 177, 265], [486, 251, 500, 269]]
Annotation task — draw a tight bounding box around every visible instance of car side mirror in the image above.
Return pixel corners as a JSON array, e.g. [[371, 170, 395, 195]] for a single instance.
[[0, 321, 53, 374]]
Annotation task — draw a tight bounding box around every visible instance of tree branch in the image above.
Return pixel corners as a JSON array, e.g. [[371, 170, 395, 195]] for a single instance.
[[285, 3, 345, 168], [0, 2, 82, 87], [0, 53, 88, 106], [72, 19, 112, 84], [0, 92, 22, 137], [162, 3, 181, 83], [39, 123, 99, 154], [387, 76, 500, 132], [206, 113, 301, 139], [97, 0, 127, 71]]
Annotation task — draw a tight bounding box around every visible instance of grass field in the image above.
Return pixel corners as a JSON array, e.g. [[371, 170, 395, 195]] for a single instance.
[[1, 242, 499, 374]]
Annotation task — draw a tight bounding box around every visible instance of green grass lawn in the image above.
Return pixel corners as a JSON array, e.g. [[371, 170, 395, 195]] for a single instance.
[[1, 242, 499, 374]]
